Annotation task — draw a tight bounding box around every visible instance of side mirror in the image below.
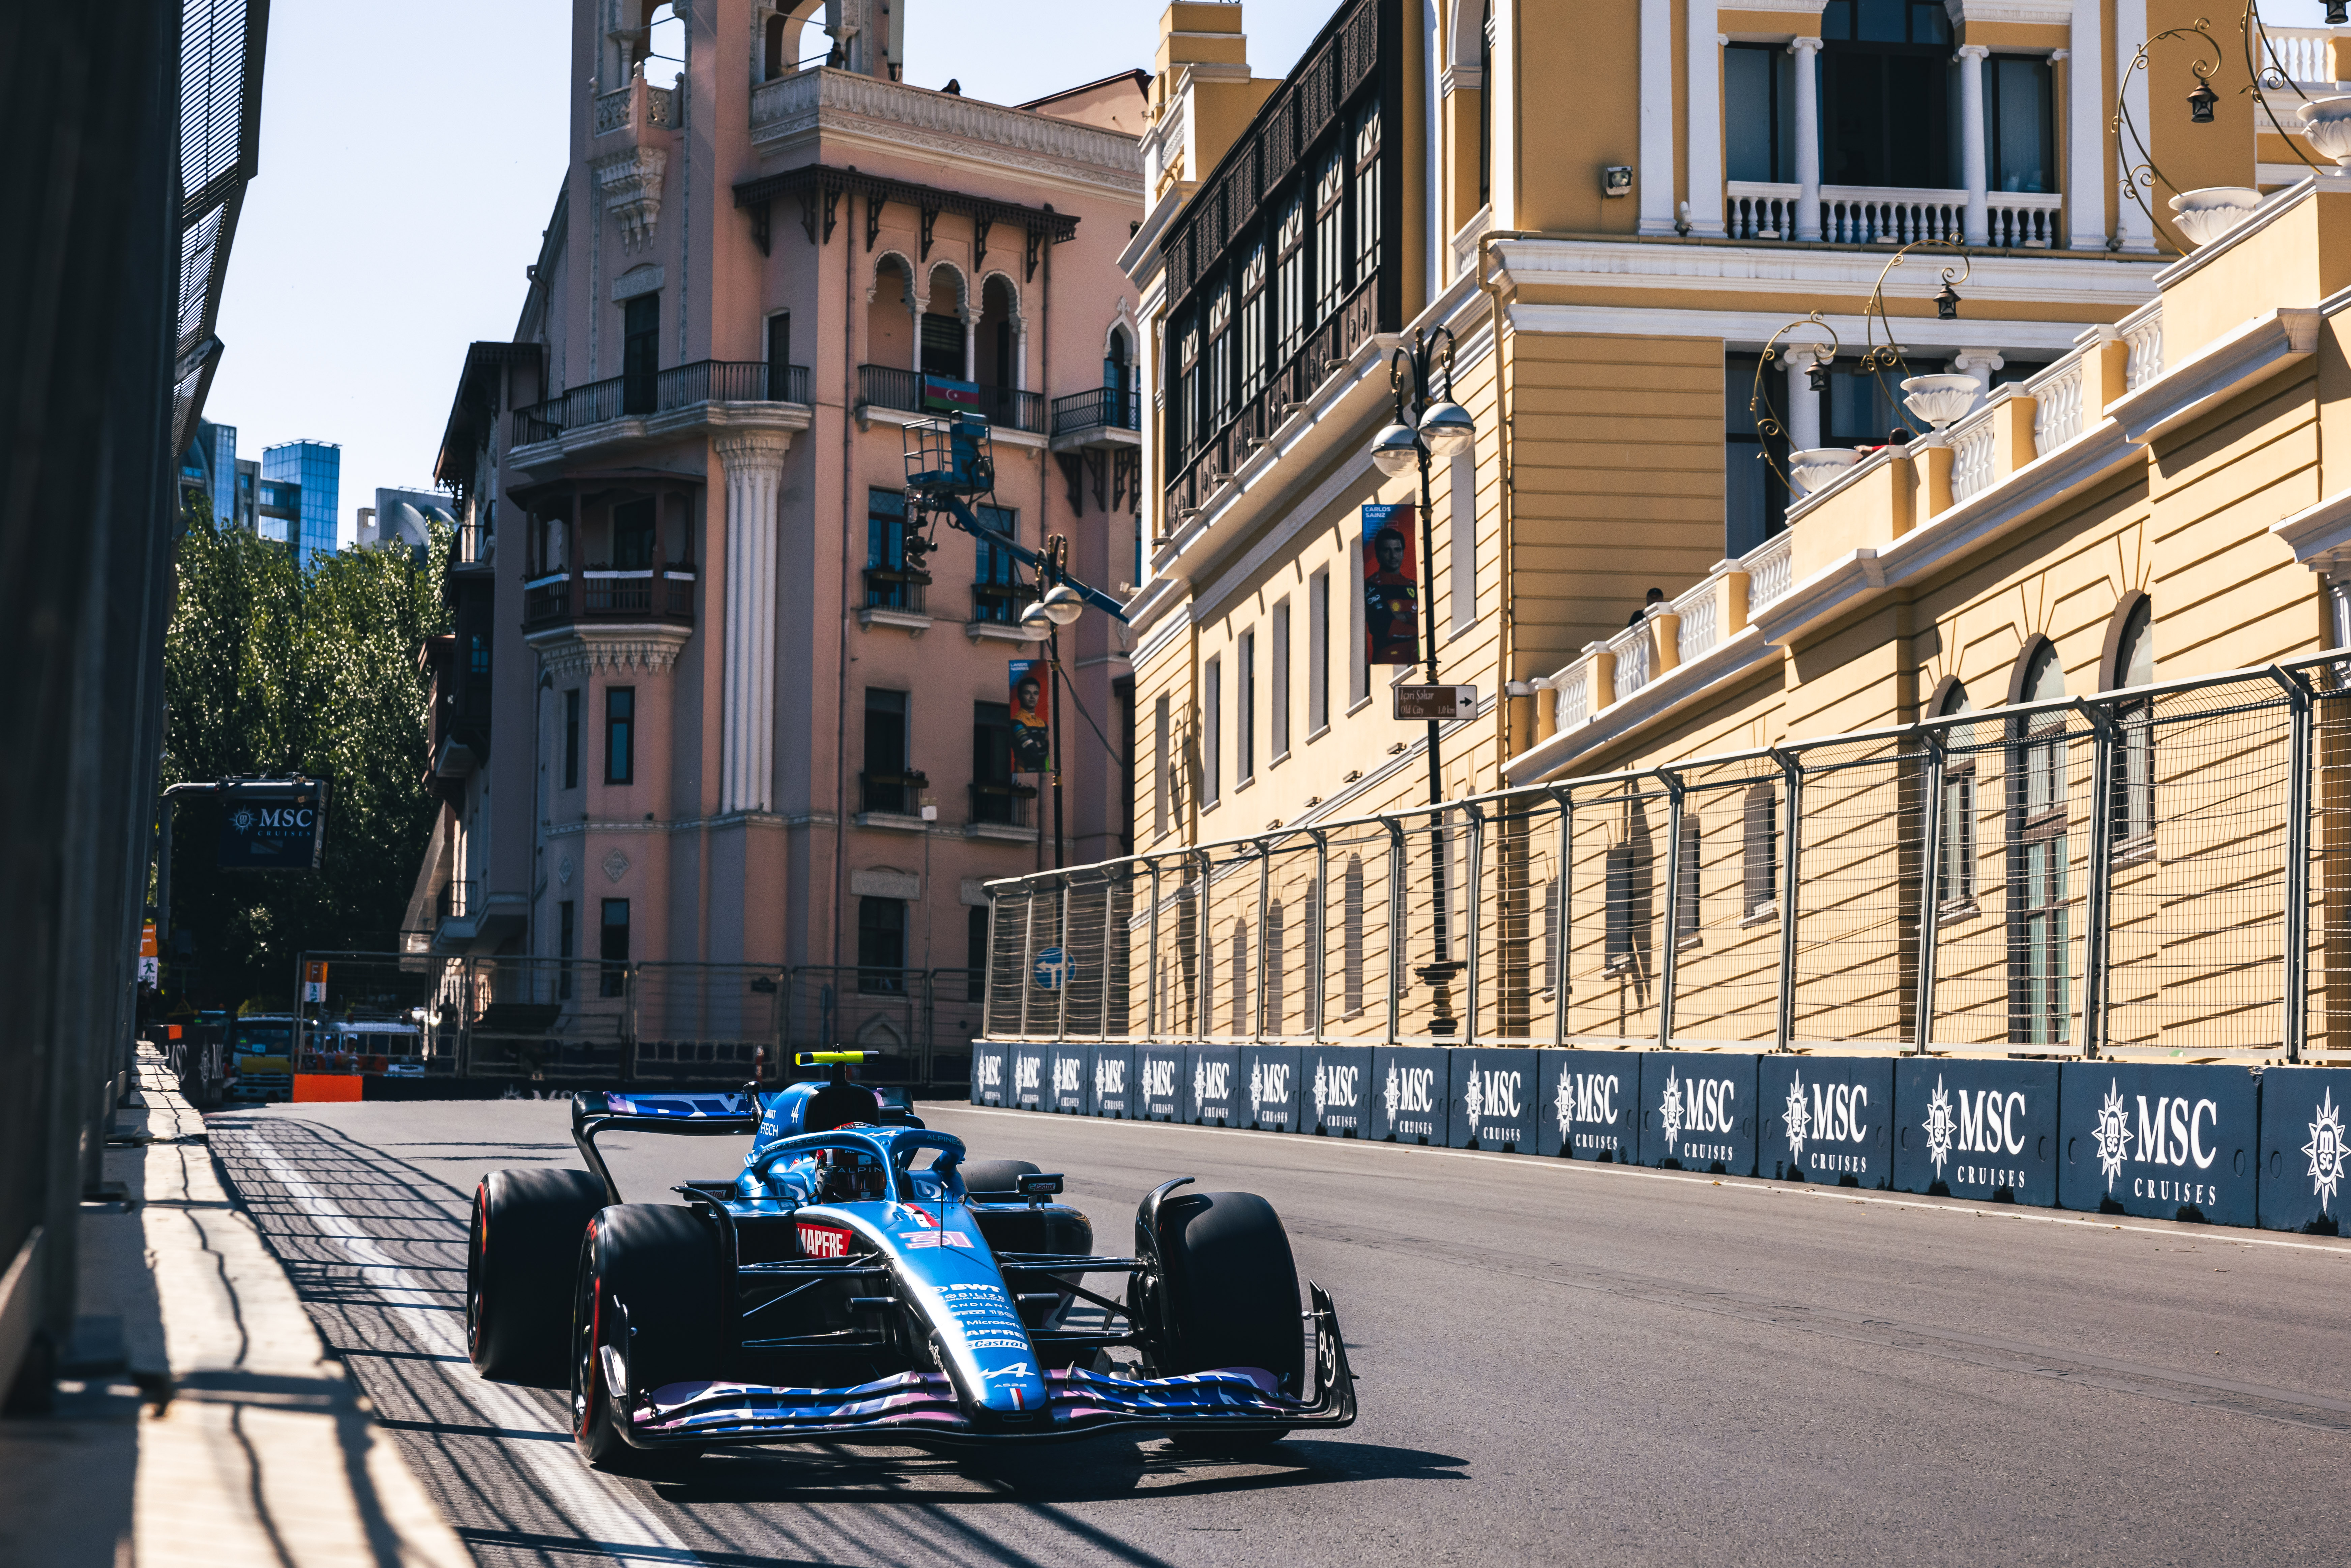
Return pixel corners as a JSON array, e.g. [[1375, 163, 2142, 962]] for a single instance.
[[1017, 1172, 1065, 1205]]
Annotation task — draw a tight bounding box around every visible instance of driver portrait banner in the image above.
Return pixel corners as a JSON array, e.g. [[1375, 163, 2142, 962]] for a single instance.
[[1362, 502, 1420, 666], [1008, 659, 1052, 773]]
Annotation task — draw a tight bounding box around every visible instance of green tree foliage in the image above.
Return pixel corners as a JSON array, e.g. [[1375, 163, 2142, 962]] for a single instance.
[[162, 498, 450, 1006]]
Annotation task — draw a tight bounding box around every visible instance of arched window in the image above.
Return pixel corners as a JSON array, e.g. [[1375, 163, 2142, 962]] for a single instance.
[[868, 255, 915, 372], [1229, 919, 1250, 1037], [2107, 596, 2154, 845], [2008, 640, 2070, 1046], [1263, 900, 1285, 1036], [1934, 678, 1976, 907], [1343, 855, 1365, 1016], [764, 13, 786, 78]]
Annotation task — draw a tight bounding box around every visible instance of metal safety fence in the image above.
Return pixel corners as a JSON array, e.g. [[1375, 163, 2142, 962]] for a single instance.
[[984, 654, 2351, 1064], [295, 955, 991, 1087]]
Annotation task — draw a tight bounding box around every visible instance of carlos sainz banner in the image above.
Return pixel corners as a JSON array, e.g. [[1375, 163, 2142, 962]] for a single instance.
[[1362, 503, 1419, 666]]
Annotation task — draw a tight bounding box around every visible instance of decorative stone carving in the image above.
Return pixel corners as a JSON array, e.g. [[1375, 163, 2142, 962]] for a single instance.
[[613, 263, 664, 300], [532, 625, 693, 680], [850, 867, 921, 900], [595, 146, 668, 252], [749, 68, 1143, 189], [558, 854, 574, 886], [603, 849, 631, 883]]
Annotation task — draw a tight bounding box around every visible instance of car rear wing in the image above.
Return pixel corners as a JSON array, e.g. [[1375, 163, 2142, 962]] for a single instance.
[[570, 1089, 763, 1206]]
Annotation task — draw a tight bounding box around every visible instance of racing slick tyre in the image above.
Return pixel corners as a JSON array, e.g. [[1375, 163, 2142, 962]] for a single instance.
[[468, 1168, 607, 1386], [958, 1158, 1040, 1198], [571, 1203, 723, 1471], [1138, 1190, 1302, 1453]]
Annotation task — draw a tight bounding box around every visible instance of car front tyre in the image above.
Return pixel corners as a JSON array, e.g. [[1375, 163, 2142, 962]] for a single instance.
[[468, 1167, 607, 1386]]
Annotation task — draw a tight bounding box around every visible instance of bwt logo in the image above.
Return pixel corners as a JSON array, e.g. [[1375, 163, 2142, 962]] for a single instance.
[[977, 1057, 1003, 1088], [1141, 1058, 1177, 1100], [1052, 1057, 1083, 1095], [1555, 1071, 1620, 1132], [1013, 1054, 1041, 1095], [1094, 1057, 1126, 1097]]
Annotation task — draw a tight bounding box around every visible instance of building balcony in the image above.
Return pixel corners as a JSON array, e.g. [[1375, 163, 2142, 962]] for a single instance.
[[854, 365, 1045, 435], [1048, 387, 1141, 452], [1725, 181, 2063, 250], [857, 566, 932, 634], [509, 360, 811, 471], [966, 781, 1036, 842], [859, 769, 930, 818], [523, 566, 697, 631]]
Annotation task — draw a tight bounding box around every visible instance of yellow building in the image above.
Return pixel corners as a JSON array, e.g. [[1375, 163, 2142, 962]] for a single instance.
[[981, 0, 2351, 1061]]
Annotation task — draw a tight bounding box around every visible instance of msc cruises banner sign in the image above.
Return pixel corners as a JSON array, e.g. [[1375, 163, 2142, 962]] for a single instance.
[[1240, 1046, 1301, 1131], [1451, 1047, 1539, 1151], [1640, 1054, 1758, 1174], [1893, 1058, 2058, 1207], [1540, 1051, 1635, 1160], [1760, 1056, 1892, 1188], [969, 1041, 1007, 1107], [217, 781, 328, 870], [1090, 1044, 1133, 1119], [1186, 1046, 1238, 1126], [1048, 1042, 1089, 1115], [1135, 1044, 1185, 1122], [1305, 1045, 1373, 1137], [1373, 1046, 1450, 1146], [2255, 1066, 2351, 1234], [2058, 1061, 2257, 1227]]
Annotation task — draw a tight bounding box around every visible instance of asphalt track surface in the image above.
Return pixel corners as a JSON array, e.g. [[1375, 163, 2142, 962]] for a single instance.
[[209, 1097, 2351, 1567]]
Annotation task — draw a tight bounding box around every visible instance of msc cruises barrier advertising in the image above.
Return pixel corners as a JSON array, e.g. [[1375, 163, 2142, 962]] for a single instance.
[[1451, 1048, 1539, 1151], [1540, 1050, 1636, 1160], [2057, 1061, 2259, 1227], [1373, 1046, 1451, 1145], [1241, 1045, 1301, 1131], [1893, 1057, 2059, 1207], [1760, 1056, 1893, 1187], [2255, 1066, 2351, 1233], [1306, 1045, 1374, 1137], [1640, 1054, 1759, 1173]]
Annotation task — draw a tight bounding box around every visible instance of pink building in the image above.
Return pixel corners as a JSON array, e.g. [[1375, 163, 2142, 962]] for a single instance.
[[418, 2, 1146, 1085]]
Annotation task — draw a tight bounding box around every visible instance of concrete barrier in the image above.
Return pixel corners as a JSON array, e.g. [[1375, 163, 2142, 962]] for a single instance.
[[1186, 1046, 1239, 1126], [1303, 1045, 1374, 1137], [970, 1041, 1008, 1106], [1090, 1044, 1134, 1118], [1760, 1056, 1893, 1188], [1452, 1047, 1539, 1152], [2058, 1062, 2258, 1226], [1539, 1052, 1635, 1161], [1372, 1046, 1451, 1145], [1892, 1058, 2058, 1206], [1047, 1042, 1089, 1114], [1010, 1043, 1047, 1111], [1240, 1046, 1301, 1131], [1640, 1054, 1759, 1174], [2254, 1065, 2351, 1234]]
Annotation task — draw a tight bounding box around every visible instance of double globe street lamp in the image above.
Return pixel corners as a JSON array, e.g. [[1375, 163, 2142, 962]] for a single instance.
[[1366, 326, 1477, 1036]]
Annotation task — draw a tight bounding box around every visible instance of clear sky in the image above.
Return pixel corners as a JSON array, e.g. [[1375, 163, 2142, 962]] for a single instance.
[[204, 1, 1330, 542]]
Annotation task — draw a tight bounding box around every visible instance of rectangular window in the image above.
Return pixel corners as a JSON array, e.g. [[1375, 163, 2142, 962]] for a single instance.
[[1314, 152, 1347, 322], [1986, 55, 2053, 194], [1354, 105, 1383, 282], [1237, 631, 1256, 783], [1819, 20, 1952, 190], [1724, 43, 1798, 184], [863, 688, 910, 814], [558, 899, 576, 1001], [1307, 569, 1329, 734], [972, 702, 1017, 824], [1676, 817, 1701, 942], [1347, 534, 1368, 707], [605, 687, 635, 785], [622, 294, 659, 415], [1204, 657, 1223, 806], [1275, 203, 1306, 360], [1449, 451, 1476, 635], [1270, 599, 1292, 759], [1343, 854, 1365, 1016], [1605, 841, 1636, 972], [611, 497, 654, 571], [766, 310, 792, 400], [866, 489, 911, 609], [920, 313, 964, 380], [857, 897, 906, 993], [2111, 703, 2153, 846], [1153, 693, 1172, 837], [563, 689, 581, 789], [1239, 247, 1268, 408], [1743, 786, 1779, 916], [1940, 764, 1977, 905], [599, 898, 629, 998], [1725, 351, 1790, 560], [971, 503, 1021, 622]]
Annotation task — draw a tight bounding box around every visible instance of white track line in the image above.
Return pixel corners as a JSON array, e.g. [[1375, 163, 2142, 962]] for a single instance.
[[237, 1130, 696, 1567], [936, 1102, 2351, 1259]]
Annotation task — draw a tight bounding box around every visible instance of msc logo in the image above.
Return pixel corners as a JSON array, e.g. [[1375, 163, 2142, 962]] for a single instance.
[[2088, 1078, 2223, 1193], [977, 1057, 1003, 1088], [1460, 1058, 1523, 1134], [1314, 1060, 1360, 1120], [230, 806, 316, 833], [1141, 1056, 1178, 1101], [1923, 1076, 2030, 1179], [1052, 1057, 1083, 1096], [1193, 1058, 1232, 1105], [1382, 1062, 1437, 1122], [1094, 1056, 1126, 1098], [1012, 1054, 1041, 1097], [1659, 1068, 1737, 1153], [1782, 1071, 1870, 1160], [1554, 1071, 1620, 1133], [1248, 1060, 1291, 1114]]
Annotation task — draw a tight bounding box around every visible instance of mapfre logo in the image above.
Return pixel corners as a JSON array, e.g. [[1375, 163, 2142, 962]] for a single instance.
[[1094, 1056, 1126, 1098], [797, 1222, 854, 1259], [1141, 1056, 1177, 1101]]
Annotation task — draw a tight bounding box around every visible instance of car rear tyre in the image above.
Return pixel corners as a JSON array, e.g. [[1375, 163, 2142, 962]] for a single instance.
[[1137, 1190, 1301, 1452], [958, 1158, 1040, 1198], [468, 1168, 607, 1386], [571, 1204, 722, 1471]]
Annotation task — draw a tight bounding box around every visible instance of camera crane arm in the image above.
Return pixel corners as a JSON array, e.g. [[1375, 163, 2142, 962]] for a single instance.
[[922, 492, 1132, 624]]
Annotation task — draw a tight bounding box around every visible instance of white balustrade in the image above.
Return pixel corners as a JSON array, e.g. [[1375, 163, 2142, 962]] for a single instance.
[[1610, 620, 1652, 701], [1985, 190, 2063, 249], [1674, 579, 1720, 661], [2026, 353, 2088, 453], [1554, 664, 1588, 731], [1727, 181, 1800, 241], [1946, 410, 1998, 505], [1821, 186, 1964, 245], [2259, 27, 2339, 87], [2121, 304, 2164, 392], [1743, 530, 1794, 613], [595, 88, 633, 134]]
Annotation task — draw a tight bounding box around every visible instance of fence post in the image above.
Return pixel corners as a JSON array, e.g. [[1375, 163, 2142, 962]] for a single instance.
[[1656, 770, 1684, 1052], [1055, 874, 1072, 1043], [2081, 701, 2114, 1061], [1772, 748, 1804, 1053], [1311, 830, 1329, 1043], [1254, 839, 1271, 1042], [1912, 730, 1946, 1055], [1195, 851, 1214, 1040], [1383, 817, 1404, 1044], [1016, 888, 1038, 1041], [1463, 804, 1485, 1046], [2283, 668, 2314, 1064], [1146, 859, 1162, 1041], [623, 961, 640, 1083], [1549, 786, 1572, 1046]]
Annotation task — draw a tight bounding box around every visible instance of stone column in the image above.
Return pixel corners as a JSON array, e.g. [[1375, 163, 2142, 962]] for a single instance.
[[2115, 0, 2156, 252], [716, 431, 790, 815], [2064, 0, 2105, 249], [1685, 4, 1725, 238], [1950, 348, 2005, 402], [1638, 0, 1677, 236], [1793, 36, 1823, 241], [1784, 346, 1823, 451], [1958, 46, 1990, 246]]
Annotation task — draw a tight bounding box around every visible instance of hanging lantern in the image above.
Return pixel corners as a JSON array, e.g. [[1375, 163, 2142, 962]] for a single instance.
[[1806, 359, 1830, 393], [2187, 73, 2218, 124], [1934, 280, 1962, 320], [2330, 1, 2348, 27]]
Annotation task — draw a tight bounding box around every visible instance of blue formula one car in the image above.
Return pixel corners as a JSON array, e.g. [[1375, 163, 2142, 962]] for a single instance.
[[465, 1053, 1355, 1469]]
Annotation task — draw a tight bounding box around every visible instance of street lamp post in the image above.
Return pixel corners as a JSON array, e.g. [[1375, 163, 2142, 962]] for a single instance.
[[1368, 327, 1476, 1035], [1022, 552, 1085, 871]]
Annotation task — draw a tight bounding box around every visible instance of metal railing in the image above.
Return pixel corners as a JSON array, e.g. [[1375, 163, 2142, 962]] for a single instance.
[[863, 565, 927, 613], [1050, 387, 1141, 437], [984, 654, 2351, 1063], [856, 366, 1045, 433], [293, 954, 986, 1087], [859, 769, 929, 816], [970, 781, 1035, 828], [526, 567, 696, 627], [513, 360, 810, 446]]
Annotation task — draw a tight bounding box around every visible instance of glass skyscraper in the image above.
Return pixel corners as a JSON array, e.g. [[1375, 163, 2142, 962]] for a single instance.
[[262, 440, 341, 567]]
